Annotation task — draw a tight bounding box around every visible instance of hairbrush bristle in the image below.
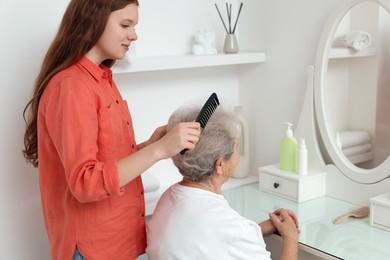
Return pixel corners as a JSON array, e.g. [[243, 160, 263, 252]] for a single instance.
[[180, 93, 220, 155], [195, 93, 219, 129]]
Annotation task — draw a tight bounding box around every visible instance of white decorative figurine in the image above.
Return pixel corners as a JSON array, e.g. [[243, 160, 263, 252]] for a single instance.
[[192, 30, 217, 55]]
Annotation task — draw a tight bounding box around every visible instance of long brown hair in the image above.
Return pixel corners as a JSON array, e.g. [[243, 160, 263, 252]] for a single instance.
[[23, 0, 139, 167]]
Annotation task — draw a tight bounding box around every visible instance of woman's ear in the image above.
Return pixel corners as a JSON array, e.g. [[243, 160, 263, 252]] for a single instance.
[[214, 158, 224, 176]]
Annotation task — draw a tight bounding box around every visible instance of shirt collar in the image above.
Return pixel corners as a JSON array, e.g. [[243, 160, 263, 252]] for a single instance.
[[78, 56, 113, 82]]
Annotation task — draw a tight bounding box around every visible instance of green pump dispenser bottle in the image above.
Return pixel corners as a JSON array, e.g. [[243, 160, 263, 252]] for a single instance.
[[279, 122, 297, 171]]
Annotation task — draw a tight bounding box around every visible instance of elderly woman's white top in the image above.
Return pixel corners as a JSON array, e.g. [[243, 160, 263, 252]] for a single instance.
[[146, 183, 271, 260]]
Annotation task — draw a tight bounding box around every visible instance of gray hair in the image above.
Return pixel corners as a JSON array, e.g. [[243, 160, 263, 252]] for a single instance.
[[168, 104, 241, 182]]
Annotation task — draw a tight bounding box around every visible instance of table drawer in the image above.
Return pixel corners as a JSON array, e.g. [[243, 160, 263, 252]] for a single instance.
[[259, 164, 326, 202], [261, 172, 297, 199]]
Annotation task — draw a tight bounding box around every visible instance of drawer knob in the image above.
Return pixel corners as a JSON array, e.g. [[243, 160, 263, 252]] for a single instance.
[[273, 182, 280, 189]]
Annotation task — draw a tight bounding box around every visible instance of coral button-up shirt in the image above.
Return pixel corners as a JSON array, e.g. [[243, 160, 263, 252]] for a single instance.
[[38, 57, 146, 260]]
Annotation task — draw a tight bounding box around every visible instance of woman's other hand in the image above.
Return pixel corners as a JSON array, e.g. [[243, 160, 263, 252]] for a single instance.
[[148, 125, 168, 144]]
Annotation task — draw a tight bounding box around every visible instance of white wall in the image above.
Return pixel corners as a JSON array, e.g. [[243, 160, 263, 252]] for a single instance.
[[238, 0, 344, 171], [1, 1, 70, 259], [0, 0, 372, 259]]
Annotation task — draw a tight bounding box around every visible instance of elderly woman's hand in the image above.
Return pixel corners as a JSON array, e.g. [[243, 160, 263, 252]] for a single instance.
[[273, 208, 299, 231], [259, 208, 299, 236], [269, 208, 299, 242]]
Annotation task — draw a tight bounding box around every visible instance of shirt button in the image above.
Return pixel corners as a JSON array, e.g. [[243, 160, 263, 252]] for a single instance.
[[141, 190, 144, 195], [127, 121, 130, 125], [141, 213, 145, 218], [132, 144, 135, 149], [116, 100, 119, 104]]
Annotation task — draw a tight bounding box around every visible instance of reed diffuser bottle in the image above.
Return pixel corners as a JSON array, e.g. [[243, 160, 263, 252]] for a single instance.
[[215, 2, 243, 54], [224, 34, 238, 54]]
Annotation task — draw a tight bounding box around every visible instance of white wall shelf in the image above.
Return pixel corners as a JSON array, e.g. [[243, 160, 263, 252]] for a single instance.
[[113, 51, 266, 74], [329, 47, 376, 59]]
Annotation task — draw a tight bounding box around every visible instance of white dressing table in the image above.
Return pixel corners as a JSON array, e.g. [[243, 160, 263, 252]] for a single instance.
[[223, 183, 390, 260]]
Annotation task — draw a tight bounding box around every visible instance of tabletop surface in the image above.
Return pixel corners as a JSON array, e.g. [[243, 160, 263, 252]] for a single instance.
[[222, 183, 390, 260]]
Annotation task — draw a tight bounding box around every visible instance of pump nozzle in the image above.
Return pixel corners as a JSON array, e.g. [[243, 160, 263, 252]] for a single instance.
[[283, 122, 293, 137]]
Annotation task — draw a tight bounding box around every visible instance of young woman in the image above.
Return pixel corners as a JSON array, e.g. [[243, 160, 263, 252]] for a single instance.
[[22, 1, 200, 259]]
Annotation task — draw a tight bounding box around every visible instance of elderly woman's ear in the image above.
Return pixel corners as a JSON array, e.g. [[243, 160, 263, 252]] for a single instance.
[[214, 158, 224, 176]]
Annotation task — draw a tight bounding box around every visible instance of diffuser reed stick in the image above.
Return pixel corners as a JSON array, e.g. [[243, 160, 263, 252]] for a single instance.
[[214, 3, 228, 34], [215, 2, 244, 34], [226, 3, 231, 34], [232, 2, 243, 34]]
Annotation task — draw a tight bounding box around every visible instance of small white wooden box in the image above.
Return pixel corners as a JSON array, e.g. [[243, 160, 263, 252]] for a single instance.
[[258, 164, 326, 203], [370, 192, 390, 232]]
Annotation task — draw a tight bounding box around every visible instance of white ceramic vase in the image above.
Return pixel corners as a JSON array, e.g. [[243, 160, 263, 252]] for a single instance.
[[223, 34, 239, 54]]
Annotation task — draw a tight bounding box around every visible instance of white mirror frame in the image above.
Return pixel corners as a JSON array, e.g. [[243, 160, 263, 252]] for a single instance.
[[315, 0, 390, 184]]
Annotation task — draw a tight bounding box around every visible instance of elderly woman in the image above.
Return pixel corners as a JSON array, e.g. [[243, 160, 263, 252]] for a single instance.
[[146, 104, 299, 260]]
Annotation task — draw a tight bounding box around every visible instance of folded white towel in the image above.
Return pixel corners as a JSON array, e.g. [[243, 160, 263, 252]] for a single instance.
[[346, 151, 374, 164], [338, 130, 371, 149], [340, 31, 372, 50], [342, 143, 372, 157]]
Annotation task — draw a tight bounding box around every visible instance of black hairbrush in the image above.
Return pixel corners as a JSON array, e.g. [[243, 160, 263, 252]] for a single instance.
[[180, 93, 220, 155]]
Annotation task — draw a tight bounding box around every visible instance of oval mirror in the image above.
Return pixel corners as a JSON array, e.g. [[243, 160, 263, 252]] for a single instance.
[[315, 0, 390, 183]]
